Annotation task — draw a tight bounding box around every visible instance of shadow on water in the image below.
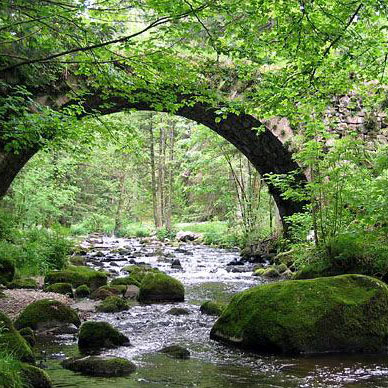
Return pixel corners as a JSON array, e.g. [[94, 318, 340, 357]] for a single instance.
[[38, 237, 388, 387]]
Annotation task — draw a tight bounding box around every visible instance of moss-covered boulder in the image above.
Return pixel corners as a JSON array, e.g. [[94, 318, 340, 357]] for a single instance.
[[44, 266, 107, 291], [91, 285, 126, 300], [61, 356, 136, 377], [75, 285, 90, 298], [14, 299, 81, 331], [0, 311, 34, 363], [21, 364, 53, 388], [78, 321, 130, 351], [210, 274, 388, 354], [96, 296, 131, 313], [7, 278, 38, 290], [69, 256, 86, 266], [159, 345, 190, 359], [18, 327, 36, 348], [138, 272, 184, 303], [200, 301, 225, 316], [0, 258, 15, 285], [113, 265, 159, 288], [45, 282, 74, 297]]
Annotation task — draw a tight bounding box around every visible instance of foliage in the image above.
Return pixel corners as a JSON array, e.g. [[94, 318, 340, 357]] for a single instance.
[[0, 351, 23, 388]]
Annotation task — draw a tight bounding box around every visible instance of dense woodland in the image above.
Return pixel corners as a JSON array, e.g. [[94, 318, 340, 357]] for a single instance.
[[1, 0, 388, 386]]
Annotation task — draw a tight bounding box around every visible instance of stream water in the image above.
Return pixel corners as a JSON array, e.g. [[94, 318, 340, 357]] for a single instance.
[[38, 236, 388, 387]]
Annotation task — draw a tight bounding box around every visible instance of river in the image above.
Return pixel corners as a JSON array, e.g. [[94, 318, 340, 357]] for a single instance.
[[38, 236, 388, 387]]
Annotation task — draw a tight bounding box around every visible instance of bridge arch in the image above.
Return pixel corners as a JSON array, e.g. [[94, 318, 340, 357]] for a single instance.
[[0, 90, 306, 227]]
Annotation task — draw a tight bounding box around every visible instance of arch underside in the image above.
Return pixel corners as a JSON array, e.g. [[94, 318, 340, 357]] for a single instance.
[[0, 91, 306, 226]]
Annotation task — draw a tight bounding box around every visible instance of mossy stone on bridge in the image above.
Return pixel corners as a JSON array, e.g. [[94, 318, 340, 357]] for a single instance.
[[210, 274, 388, 354]]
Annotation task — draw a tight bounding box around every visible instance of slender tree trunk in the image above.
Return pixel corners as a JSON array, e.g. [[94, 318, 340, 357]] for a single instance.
[[148, 113, 161, 228], [158, 126, 166, 226], [114, 171, 126, 235], [165, 121, 175, 231]]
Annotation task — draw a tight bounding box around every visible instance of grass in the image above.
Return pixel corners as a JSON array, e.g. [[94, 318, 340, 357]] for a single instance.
[[0, 351, 23, 388], [174, 221, 228, 234]]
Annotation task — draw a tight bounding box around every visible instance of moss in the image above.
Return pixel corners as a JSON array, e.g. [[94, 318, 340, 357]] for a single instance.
[[200, 301, 225, 316], [61, 356, 136, 377], [138, 272, 184, 303], [211, 274, 388, 354], [20, 364, 52, 388], [159, 345, 190, 360], [91, 285, 127, 300], [253, 268, 266, 276], [263, 267, 280, 278], [167, 307, 190, 316], [45, 283, 73, 297], [69, 256, 86, 266], [96, 296, 131, 313], [7, 278, 38, 290], [0, 258, 15, 285], [75, 285, 90, 298], [0, 311, 34, 363], [18, 328, 36, 348], [114, 266, 159, 287], [44, 266, 107, 291], [14, 299, 81, 331], [78, 321, 130, 351], [277, 263, 288, 273]]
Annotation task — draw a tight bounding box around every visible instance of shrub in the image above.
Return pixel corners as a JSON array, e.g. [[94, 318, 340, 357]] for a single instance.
[[156, 227, 176, 241]]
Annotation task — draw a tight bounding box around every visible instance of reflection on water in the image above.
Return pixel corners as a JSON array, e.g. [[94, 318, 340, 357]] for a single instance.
[[39, 236, 388, 387]]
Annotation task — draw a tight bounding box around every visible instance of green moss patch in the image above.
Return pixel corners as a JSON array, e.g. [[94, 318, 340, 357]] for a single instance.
[[159, 345, 190, 360], [45, 282, 74, 297], [138, 272, 184, 303], [14, 299, 81, 331], [78, 321, 130, 351], [75, 285, 90, 298], [21, 364, 53, 388], [62, 356, 136, 377], [200, 301, 225, 316], [7, 278, 38, 290], [211, 274, 388, 354], [91, 285, 126, 300], [96, 296, 131, 313], [44, 266, 107, 291], [0, 311, 34, 363], [18, 327, 36, 348]]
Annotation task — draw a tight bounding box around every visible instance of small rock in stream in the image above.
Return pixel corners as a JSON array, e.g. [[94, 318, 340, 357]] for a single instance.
[[159, 345, 190, 359]]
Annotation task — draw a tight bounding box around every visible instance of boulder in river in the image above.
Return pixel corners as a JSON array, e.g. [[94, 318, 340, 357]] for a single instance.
[[21, 364, 53, 388], [0, 257, 15, 285], [14, 299, 81, 332], [159, 345, 190, 359], [78, 321, 130, 351], [138, 272, 184, 303], [0, 311, 34, 362], [167, 307, 190, 316], [91, 285, 126, 300], [45, 282, 74, 297], [200, 301, 225, 316], [176, 231, 202, 242], [124, 285, 139, 300], [44, 266, 107, 291], [210, 274, 388, 354], [62, 356, 136, 377], [171, 259, 183, 270], [7, 277, 39, 289], [75, 284, 90, 298], [96, 296, 131, 313]]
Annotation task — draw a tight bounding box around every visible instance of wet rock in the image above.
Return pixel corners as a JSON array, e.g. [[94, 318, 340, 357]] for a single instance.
[[45, 282, 74, 298], [226, 266, 249, 273], [175, 248, 193, 255], [78, 321, 130, 351], [96, 296, 131, 313], [171, 259, 183, 270], [14, 299, 81, 331], [227, 258, 245, 266], [159, 345, 190, 359], [62, 356, 136, 377], [200, 301, 225, 316], [211, 274, 388, 354], [124, 285, 139, 300], [75, 285, 90, 298], [176, 231, 202, 242], [45, 323, 78, 335], [0, 258, 15, 285], [0, 311, 34, 362], [95, 251, 105, 257], [21, 364, 53, 388], [138, 272, 184, 303], [167, 307, 190, 316]]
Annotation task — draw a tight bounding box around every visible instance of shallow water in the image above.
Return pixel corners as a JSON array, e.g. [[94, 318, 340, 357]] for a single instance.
[[39, 236, 388, 387]]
